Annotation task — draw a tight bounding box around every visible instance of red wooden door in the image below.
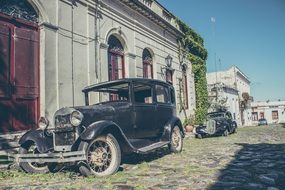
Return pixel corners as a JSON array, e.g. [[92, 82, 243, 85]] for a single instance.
[[108, 52, 124, 81], [0, 16, 39, 133]]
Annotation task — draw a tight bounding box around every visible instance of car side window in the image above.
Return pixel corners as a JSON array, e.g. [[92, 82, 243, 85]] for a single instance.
[[133, 83, 153, 104], [155, 85, 169, 104]]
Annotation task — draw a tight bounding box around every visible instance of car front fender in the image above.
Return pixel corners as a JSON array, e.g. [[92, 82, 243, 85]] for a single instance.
[[79, 120, 136, 153], [18, 130, 53, 153]]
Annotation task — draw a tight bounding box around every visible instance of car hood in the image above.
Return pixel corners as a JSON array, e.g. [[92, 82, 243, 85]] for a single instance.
[[208, 117, 225, 122], [74, 101, 130, 126]]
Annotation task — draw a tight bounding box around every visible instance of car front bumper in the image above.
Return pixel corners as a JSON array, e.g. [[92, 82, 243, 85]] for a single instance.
[[9, 151, 86, 163]]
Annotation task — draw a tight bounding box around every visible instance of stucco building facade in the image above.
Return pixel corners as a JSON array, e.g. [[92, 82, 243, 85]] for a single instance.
[[0, 0, 196, 133], [251, 100, 285, 125], [208, 83, 240, 125], [207, 66, 252, 126]]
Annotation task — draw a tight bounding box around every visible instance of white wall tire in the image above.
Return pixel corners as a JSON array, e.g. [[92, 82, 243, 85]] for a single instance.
[[168, 126, 183, 153], [19, 142, 51, 174]]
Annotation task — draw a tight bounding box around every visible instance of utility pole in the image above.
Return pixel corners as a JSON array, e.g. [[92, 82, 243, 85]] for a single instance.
[[211, 17, 218, 101]]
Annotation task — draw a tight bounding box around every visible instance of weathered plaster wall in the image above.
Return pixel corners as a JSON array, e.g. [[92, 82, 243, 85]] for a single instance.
[[36, 0, 196, 122]]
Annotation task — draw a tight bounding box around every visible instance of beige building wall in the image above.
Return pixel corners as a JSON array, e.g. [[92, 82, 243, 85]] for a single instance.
[[31, 0, 196, 122], [207, 66, 252, 126]]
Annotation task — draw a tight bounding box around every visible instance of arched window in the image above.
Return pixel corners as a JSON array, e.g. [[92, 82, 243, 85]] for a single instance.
[[182, 66, 188, 109], [0, 0, 38, 23], [108, 35, 125, 81], [142, 49, 153, 79]]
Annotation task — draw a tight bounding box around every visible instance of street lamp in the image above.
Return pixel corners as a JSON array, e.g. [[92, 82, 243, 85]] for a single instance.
[[165, 54, 173, 68]]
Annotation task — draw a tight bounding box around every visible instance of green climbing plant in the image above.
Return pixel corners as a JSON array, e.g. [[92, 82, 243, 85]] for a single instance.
[[176, 18, 208, 124]]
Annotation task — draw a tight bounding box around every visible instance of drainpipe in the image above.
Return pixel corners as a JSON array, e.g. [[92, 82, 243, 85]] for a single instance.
[[71, 2, 75, 106], [95, 0, 99, 82]]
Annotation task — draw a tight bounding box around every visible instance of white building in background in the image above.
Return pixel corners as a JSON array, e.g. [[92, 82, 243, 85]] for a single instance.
[[207, 66, 252, 126], [208, 83, 241, 125], [251, 100, 285, 125]]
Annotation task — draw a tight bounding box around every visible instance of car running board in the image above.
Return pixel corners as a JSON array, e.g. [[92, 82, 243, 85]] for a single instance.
[[137, 141, 169, 154]]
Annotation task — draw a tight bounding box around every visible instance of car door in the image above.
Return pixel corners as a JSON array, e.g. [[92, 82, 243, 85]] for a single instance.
[[132, 82, 157, 138], [111, 83, 135, 138], [155, 84, 173, 136]]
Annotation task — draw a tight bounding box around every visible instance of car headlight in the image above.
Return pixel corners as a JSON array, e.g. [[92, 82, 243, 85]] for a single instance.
[[70, 110, 83, 126], [39, 117, 49, 130]]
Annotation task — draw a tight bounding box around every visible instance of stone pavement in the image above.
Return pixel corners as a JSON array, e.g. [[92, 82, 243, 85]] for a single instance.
[[0, 124, 285, 190]]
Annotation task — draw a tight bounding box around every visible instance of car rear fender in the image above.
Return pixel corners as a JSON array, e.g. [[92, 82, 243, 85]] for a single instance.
[[18, 130, 53, 153], [79, 120, 135, 153], [161, 116, 185, 141]]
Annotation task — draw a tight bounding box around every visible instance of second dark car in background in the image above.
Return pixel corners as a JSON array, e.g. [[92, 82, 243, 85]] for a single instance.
[[193, 111, 238, 139]]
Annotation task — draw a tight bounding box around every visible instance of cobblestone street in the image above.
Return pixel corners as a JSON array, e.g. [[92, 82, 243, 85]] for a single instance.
[[0, 124, 285, 190]]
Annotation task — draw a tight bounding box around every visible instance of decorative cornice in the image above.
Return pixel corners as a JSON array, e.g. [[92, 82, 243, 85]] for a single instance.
[[118, 0, 183, 36]]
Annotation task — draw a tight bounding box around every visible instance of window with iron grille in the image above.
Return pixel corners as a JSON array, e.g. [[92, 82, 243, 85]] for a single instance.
[[166, 69, 173, 83], [0, 0, 38, 23], [252, 112, 258, 121], [142, 49, 153, 79], [108, 35, 125, 81], [182, 68, 188, 109], [272, 111, 279, 120]]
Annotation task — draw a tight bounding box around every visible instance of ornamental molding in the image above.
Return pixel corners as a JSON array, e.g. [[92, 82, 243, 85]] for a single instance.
[[39, 22, 59, 31], [100, 43, 109, 49], [125, 52, 137, 58]]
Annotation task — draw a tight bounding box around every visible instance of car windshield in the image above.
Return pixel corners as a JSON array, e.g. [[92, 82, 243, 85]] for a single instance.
[[87, 82, 130, 105], [207, 113, 225, 119]]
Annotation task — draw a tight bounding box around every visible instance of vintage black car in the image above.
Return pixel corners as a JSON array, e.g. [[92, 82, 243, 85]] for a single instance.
[[193, 111, 237, 139], [13, 78, 184, 176], [258, 118, 268, 126]]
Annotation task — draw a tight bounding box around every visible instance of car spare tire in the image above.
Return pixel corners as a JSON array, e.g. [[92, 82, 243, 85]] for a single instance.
[[204, 119, 216, 135]]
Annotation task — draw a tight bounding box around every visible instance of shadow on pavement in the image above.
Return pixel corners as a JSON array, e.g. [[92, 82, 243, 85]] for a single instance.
[[209, 143, 285, 190]]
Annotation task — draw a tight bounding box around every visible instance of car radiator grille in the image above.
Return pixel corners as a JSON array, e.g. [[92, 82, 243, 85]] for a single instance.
[[54, 115, 76, 146], [54, 130, 76, 146]]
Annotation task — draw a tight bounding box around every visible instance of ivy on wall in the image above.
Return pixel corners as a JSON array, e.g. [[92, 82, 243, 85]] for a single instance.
[[176, 18, 208, 124]]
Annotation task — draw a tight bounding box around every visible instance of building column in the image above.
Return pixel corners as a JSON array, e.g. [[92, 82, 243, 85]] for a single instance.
[[99, 42, 109, 82], [125, 52, 136, 78], [40, 23, 59, 121]]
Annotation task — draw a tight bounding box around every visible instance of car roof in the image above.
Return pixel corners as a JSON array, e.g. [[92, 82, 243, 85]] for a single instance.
[[82, 78, 173, 92]]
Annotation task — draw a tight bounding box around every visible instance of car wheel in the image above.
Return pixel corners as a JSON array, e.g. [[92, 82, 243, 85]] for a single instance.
[[223, 129, 229, 137], [19, 142, 51, 174], [168, 126, 183, 153], [79, 134, 121, 176]]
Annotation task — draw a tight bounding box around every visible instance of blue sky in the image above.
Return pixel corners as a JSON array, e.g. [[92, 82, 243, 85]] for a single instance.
[[159, 0, 285, 101]]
